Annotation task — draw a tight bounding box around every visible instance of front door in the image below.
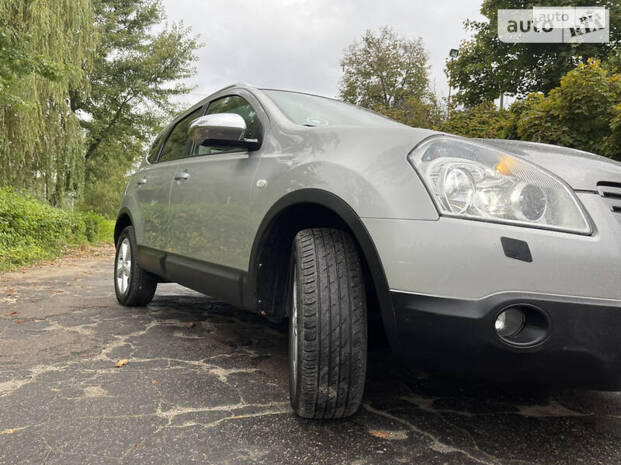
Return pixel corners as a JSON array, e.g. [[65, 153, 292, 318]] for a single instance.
[[168, 94, 263, 271]]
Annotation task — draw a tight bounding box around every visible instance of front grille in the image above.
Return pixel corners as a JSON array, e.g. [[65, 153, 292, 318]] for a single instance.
[[597, 181, 621, 222]]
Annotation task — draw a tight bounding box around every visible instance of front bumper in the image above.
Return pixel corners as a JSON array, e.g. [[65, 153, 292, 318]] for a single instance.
[[391, 291, 621, 389], [363, 192, 621, 389]]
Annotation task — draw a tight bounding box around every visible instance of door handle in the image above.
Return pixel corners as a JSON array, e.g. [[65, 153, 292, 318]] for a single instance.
[[174, 172, 190, 181], [137, 177, 147, 186]]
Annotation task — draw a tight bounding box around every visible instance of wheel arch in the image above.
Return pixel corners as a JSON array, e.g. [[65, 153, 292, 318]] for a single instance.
[[114, 208, 134, 246], [246, 189, 396, 337]]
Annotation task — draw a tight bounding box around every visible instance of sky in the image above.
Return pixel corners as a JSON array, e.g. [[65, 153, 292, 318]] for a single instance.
[[160, 0, 485, 107]]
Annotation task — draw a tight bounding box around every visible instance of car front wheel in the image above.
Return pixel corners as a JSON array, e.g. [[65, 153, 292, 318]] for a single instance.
[[114, 226, 157, 307], [289, 228, 368, 419]]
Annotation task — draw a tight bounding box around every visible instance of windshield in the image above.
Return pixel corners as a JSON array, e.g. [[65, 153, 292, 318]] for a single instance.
[[263, 89, 404, 128]]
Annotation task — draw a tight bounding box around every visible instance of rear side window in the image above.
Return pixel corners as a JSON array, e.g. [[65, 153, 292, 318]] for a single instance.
[[146, 133, 164, 163], [159, 107, 203, 163]]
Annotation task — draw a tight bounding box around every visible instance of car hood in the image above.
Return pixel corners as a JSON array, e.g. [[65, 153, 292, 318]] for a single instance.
[[478, 139, 621, 191], [286, 125, 621, 191]]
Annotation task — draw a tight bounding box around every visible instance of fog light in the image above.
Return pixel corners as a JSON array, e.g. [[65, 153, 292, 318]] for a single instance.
[[495, 307, 526, 338]]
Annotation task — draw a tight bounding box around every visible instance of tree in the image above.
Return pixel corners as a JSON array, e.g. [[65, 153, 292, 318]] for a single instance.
[[451, 0, 621, 107], [606, 102, 621, 155], [516, 60, 621, 159], [338, 27, 439, 128], [381, 95, 444, 130], [0, 28, 62, 106], [502, 93, 542, 140], [439, 101, 512, 138], [73, 0, 200, 216], [0, 0, 96, 206]]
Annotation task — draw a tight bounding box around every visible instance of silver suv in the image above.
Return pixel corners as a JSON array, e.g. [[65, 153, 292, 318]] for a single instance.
[[115, 84, 621, 419]]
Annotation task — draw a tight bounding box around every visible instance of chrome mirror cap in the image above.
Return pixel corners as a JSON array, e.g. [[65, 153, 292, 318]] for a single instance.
[[189, 113, 247, 146]]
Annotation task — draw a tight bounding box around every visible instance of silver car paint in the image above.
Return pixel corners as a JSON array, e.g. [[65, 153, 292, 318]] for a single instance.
[[365, 193, 621, 301], [482, 139, 621, 191], [169, 151, 260, 269], [120, 84, 621, 304], [133, 160, 177, 251]]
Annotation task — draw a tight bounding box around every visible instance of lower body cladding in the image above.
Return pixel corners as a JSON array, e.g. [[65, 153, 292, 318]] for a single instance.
[[364, 193, 621, 389], [391, 291, 621, 389]]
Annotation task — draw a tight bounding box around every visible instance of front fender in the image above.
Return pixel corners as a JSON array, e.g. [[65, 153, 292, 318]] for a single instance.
[[251, 155, 438, 223]]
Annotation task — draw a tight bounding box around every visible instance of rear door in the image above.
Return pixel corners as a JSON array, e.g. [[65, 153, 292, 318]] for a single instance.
[[168, 93, 264, 271], [134, 107, 203, 251]]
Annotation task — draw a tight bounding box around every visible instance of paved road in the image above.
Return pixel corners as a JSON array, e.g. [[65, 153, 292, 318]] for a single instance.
[[1, 246, 620, 465]]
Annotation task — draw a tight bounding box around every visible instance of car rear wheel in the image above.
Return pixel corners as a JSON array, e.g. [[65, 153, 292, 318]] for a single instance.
[[114, 226, 157, 307], [289, 228, 367, 419]]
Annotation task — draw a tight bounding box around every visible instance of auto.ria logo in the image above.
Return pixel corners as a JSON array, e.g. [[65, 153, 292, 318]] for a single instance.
[[498, 7, 609, 43]]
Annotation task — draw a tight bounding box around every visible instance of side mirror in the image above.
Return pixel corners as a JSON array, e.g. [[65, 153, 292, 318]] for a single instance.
[[189, 113, 260, 150]]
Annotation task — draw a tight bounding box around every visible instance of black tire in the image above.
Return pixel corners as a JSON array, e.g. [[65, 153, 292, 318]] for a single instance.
[[114, 226, 157, 306], [289, 228, 367, 419]]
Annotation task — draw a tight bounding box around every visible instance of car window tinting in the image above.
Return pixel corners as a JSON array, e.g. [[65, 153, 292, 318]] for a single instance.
[[159, 108, 203, 163], [263, 89, 404, 128], [146, 133, 164, 164], [192, 95, 260, 156]]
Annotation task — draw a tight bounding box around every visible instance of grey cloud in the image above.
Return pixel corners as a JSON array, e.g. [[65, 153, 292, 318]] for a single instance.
[[161, 0, 483, 106]]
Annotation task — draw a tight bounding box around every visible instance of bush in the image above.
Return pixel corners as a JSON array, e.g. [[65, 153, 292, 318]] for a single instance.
[[0, 188, 114, 271], [439, 101, 513, 139], [81, 211, 114, 243], [516, 60, 621, 160]]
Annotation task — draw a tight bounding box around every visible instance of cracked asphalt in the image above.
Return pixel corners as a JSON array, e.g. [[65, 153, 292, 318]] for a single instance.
[[1, 245, 620, 465]]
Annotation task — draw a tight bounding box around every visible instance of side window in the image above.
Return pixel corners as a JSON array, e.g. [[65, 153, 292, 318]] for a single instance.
[[159, 108, 203, 163], [146, 133, 164, 164], [192, 95, 261, 156]]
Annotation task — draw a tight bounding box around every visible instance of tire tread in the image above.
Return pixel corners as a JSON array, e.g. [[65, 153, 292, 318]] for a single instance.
[[291, 228, 367, 419], [114, 226, 157, 307]]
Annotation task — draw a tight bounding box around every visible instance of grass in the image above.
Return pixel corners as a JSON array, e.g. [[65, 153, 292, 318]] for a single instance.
[[0, 188, 114, 272]]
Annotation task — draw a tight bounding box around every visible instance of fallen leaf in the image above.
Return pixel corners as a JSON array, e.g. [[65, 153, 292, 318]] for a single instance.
[[4, 312, 17, 317], [15, 320, 24, 325], [114, 359, 129, 368], [151, 380, 157, 384], [369, 430, 390, 439], [0, 427, 26, 435], [188, 322, 196, 329]]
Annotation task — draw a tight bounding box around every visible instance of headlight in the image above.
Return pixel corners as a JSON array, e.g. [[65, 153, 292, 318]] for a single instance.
[[408, 137, 591, 234]]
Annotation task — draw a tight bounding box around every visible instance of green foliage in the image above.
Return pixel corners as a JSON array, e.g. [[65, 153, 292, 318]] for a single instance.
[[0, 0, 200, 218], [0, 188, 113, 271], [0, 28, 63, 106], [381, 95, 444, 129], [80, 211, 115, 243], [0, 0, 96, 206], [440, 61, 621, 160], [502, 93, 542, 140], [516, 60, 621, 159], [451, 0, 621, 107], [606, 102, 621, 154], [76, 0, 201, 217], [439, 101, 512, 138], [338, 26, 440, 128]]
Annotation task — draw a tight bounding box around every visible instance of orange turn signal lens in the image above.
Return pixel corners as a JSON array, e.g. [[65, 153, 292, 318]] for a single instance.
[[495, 155, 516, 175]]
